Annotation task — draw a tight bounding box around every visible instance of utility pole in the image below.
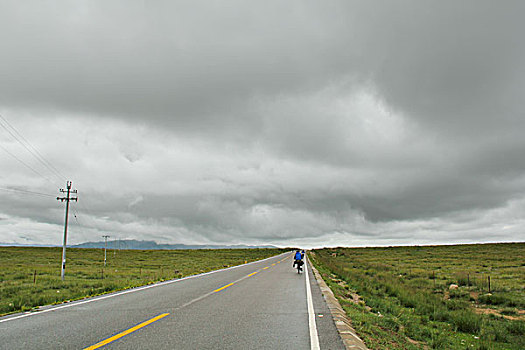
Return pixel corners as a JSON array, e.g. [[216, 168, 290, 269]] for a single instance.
[[57, 181, 78, 281], [102, 235, 110, 266]]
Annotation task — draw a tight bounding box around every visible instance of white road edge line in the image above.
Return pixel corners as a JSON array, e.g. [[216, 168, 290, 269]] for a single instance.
[[0, 252, 289, 324], [305, 257, 320, 350]]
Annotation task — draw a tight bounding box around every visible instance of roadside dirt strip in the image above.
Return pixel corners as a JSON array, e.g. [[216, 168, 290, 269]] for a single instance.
[[310, 263, 368, 350]]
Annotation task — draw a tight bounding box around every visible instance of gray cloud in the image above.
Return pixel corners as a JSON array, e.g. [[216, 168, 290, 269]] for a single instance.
[[1, 1, 524, 247]]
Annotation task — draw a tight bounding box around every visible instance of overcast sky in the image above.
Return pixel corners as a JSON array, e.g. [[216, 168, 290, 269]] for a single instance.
[[1, 1, 524, 248]]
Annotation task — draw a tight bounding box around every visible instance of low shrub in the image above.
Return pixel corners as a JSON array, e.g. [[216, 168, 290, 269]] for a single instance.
[[482, 320, 510, 343], [380, 315, 401, 332], [506, 320, 525, 336], [478, 293, 508, 306], [430, 306, 449, 322], [450, 310, 482, 333], [446, 299, 470, 310], [429, 331, 449, 349], [500, 308, 518, 316]]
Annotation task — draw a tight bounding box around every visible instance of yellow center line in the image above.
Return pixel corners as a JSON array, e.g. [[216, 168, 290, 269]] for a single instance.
[[84, 313, 169, 350], [263, 266, 269, 270], [247, 271, 258, 277], [214, 282, 235, 293]]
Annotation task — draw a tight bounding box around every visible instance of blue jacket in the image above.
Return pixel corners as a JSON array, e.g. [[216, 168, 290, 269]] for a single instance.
[[295, 251, 302, 260]]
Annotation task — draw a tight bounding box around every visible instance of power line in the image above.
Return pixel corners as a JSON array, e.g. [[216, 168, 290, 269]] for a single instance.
[[0, 186, 55, 198], [0, 113, 66, 182], [71, 207, 99, 246], [0, 113, 66, 184], [0, 114, 99, 243], [72, 208, 81, 225], [75, 196, 100, 229], [71, 207, 93, 231], [0, 143, 56, 185]]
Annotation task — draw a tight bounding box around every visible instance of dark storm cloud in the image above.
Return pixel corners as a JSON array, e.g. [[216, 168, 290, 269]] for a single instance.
[[2, 1, 523, 139], [0, 1, 350, 129], [356, 2, 525, 132], [1, 1, 524, 245]]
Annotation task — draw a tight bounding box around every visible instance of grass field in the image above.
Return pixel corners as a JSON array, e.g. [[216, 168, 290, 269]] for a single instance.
[[310, 243, 524, 350], [0, 246, 286, 316]]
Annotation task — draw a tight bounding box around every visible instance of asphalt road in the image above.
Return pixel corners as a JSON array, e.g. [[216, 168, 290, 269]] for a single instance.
[[0, 252, 345, 349]]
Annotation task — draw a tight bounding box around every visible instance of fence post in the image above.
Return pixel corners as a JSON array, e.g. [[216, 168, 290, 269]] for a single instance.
[[488, 276, 491, 293], [467, 273, 470, 286], [33, 270, 37, 284]]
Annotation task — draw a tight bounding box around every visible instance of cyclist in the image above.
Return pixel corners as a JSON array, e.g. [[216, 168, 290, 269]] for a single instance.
[[293, 250, 303, 270]]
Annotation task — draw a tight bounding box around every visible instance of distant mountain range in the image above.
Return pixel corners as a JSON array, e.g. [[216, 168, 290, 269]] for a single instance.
[[71, 239, 277, 250]]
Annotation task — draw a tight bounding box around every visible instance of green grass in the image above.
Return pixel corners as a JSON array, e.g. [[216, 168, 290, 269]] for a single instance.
[[310, 243, 524, 350], [0, 246, 286, 316]]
